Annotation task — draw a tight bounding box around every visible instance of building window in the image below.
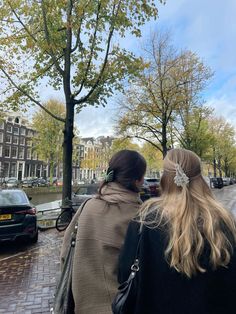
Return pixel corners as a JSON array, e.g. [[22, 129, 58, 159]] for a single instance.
[[7, 125, 12, 133], [27, 139, 32, 146], [12, 136, 18, 145], [0, 145, 2, 157], [6, 134, 12, 143], [32, 151, 37, 160], [20, 128, 26, 136], [15, 117, 19, 123], [13, 126, 19, 135], [27, 148, 31, 159], [10, 163, 17, 177], [5, 146, 11, 158], [8, 117, 13, 122], [3, 162, 10, 178], [0, 132, 3, 143], [27, 129, 33, 137], [11, 146, 18, 158], [0, 121, 4, 129], [19, 137, 25, 145], [19, 147, 24, 159]]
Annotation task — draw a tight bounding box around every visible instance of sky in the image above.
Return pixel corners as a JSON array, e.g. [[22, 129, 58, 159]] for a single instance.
[[38, 0, 236, 137], [76, 0, 236, 137]]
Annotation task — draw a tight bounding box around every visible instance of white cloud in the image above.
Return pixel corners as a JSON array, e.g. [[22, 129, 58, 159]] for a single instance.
[[75, 104, 116, 137], [206, 95, 236, 125]]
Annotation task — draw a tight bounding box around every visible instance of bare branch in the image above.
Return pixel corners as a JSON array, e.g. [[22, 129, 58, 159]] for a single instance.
[[0, 67, 65, 123]]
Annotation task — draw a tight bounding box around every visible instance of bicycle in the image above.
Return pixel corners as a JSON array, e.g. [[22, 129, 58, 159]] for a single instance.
[[55, 197, 75, 232], [55, 207, 75, 231]]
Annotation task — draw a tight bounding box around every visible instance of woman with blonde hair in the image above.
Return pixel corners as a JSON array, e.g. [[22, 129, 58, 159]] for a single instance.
[[117, 148, 236, 314]]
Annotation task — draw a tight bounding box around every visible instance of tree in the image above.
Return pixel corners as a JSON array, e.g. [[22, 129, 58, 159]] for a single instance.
[[116, 31, 212, 158], [176, 106, 214, 158], [140, 142, 163, 176], [207, 116, 236, 177], [32, 99, 65, 181], [111, 137, 140, 154], [0, 0, 162, 208]]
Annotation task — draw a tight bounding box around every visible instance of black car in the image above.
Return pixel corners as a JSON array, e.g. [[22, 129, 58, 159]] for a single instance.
[[211, 177, 224, 189], [0, 189, 38, 243]]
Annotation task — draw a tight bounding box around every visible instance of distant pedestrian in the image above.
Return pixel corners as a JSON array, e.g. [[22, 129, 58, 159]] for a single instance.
[[117, 148, 236, 314], [60, 149, 146, 314]]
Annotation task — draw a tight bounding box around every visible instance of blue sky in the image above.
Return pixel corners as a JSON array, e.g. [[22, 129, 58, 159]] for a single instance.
[[43, 0, 236, 137]]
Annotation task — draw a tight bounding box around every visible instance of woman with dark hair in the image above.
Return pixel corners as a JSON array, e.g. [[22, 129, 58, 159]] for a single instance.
[[60, 149, 146, 314], [117, 148, 236, 314]]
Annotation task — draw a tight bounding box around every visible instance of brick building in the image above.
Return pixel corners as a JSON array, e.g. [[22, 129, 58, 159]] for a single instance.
[[0, 113, 46, 181]]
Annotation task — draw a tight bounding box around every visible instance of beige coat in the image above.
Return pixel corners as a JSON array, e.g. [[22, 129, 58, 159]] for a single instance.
[[60, 182, 141, 314]]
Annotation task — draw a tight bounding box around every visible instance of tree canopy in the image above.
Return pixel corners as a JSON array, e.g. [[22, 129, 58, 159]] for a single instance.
[[116, 31, 213, 158], [0, 0, 163, 207], [31, 99, 65, 181]]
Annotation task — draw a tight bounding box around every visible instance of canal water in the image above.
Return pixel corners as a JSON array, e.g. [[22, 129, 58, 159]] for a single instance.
[[29, 192, 62, 206]]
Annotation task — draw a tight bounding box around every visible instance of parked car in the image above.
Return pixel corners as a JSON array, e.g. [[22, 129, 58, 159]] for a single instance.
[[5, 178, 21, 188], [72, 183, 100, 209], [56, 178, 63, 186], [211, 177, 224, 189], [222, 177, 231, 186], [0, 189, 38, 243], [144, 177, 160, 197], [203, 176, 211, 187], [37, 178, 49, 187], [22, 178, 39, 188], [140, 183, 151, 202]]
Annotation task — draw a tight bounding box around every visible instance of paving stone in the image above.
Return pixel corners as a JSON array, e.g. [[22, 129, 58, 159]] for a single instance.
[[0, 229, 64, 314]]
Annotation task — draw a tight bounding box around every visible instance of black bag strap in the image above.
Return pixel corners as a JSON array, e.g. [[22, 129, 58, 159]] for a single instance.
[[129, 231, 142, 275]]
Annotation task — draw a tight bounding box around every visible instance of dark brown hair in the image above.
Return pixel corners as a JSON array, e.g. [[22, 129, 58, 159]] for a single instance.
[[99, 149, 146, 194]]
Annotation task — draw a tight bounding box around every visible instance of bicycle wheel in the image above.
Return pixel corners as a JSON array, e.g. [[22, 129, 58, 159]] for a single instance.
[[56, 210, 73, 232]]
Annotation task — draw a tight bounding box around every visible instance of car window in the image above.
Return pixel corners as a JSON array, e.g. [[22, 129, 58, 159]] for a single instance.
[[0, 190, 29, 206], [1, 191, 28, 205], [8, 179, 17, 182], [145, 179, 160, 183], [75, 185, 99, 195], [76, 187, 88, 195], [87, 185, 99, 194]]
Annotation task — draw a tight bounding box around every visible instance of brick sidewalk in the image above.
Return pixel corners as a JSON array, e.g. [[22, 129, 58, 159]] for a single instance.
[[0, 230, 64, 314]]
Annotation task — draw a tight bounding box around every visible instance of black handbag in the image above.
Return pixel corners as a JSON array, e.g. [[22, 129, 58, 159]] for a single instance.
[[112, 236, 141, 314], [53, 199, 90, 314]]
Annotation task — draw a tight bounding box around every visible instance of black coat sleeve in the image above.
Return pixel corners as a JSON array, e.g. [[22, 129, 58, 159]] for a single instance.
[[118, 220, 141, 284]]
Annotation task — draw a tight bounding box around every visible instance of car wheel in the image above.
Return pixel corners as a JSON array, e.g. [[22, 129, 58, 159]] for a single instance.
[[30, 230, 38, 243]]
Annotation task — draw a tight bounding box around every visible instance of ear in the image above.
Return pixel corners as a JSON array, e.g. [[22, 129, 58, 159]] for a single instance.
[[135, 176, 144, 188]]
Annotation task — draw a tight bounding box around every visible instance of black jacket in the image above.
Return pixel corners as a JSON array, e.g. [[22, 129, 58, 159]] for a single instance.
[[118, 220, 236, 314]]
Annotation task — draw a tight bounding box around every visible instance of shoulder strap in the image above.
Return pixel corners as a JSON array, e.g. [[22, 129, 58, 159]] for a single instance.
[[71, 198, 91, 247]]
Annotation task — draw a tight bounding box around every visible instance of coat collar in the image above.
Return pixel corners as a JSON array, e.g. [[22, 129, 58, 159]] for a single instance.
[[96, 182, 142, 205]]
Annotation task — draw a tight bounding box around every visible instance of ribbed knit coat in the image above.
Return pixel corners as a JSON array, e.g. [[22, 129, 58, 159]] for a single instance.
[[60, 182, 141, 314]]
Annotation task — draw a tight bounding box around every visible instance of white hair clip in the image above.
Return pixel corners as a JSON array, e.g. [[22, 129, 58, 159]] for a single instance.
[[174, 164, 189, 187]]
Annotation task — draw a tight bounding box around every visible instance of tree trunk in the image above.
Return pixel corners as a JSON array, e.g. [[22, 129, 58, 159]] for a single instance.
[[62, 101, 74, 209], [218, 158, 222, 178], [162, 122, 168, 158], [213, 148, 217, 177], [224, 158, 229, 177]]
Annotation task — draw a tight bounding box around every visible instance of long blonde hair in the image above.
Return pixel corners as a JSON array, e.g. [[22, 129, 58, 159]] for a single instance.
[[139, 148, 236, 278]]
